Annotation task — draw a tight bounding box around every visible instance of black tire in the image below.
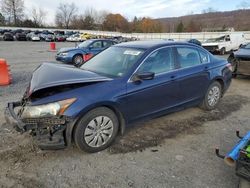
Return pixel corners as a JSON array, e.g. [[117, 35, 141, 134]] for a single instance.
[[200, 81, 222, 111], [73, 54, 83, 67], [220, 47, 226, 55], [238, 178, 250, 188], [73, 107, 119, 153]]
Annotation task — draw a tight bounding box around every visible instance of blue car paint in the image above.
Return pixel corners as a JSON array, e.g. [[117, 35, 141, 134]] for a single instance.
[[55, 39, 115, 64], [27, 41, 231, 143]]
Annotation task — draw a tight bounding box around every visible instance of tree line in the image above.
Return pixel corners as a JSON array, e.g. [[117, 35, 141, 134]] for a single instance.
[[1, 0, 249, 33], [0, 0, 163, 33]]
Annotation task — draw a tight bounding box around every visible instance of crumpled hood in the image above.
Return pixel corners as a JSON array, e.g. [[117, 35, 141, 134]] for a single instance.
[[29, 62, 112, 94]]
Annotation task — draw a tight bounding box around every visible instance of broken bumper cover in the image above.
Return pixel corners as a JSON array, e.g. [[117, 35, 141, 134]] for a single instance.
[[4, 101, 72, 150]]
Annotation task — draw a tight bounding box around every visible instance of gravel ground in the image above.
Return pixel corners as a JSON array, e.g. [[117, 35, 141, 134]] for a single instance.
[[0, 41, 250, 188]]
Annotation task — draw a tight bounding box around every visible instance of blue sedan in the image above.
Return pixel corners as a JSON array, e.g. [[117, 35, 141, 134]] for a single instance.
[[56, 39, 116, 66], [5, 41, 232, 152]]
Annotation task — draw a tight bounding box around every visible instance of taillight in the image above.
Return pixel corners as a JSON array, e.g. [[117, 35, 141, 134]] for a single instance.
[[226, 63, 233, 72]]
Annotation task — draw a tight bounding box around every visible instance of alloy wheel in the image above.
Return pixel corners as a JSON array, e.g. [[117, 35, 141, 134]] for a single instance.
[[207, 86, 220, 107], [84, 116, 114, 148]]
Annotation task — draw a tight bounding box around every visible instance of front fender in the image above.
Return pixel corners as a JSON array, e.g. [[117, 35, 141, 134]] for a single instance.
[[65, 101, 126, 147]]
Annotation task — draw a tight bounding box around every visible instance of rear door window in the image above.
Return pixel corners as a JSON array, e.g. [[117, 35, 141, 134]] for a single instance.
[[176, 47, 201, 68]]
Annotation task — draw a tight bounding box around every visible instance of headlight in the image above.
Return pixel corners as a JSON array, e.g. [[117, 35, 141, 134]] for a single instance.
[[60, 52, 68, 56], [21, 98, 76, 118]]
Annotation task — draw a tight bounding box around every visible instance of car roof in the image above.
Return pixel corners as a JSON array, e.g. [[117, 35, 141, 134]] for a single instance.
[[89, 39, 115, 42], [114, 40, 199, 50]]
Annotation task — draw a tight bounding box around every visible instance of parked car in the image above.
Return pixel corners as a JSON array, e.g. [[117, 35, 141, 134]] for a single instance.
[[80, 33, 94, 40], [202, 33, 246, 55], [15, 32, 27, 41], [45, 34, 55, 42], [5, 41, 232, 153], [56, 39, 116, 66], [31, 34, 41, 41], [0, 29, 11, 35], [26, 32, 40, 41], [187, 39, 201, 46], [66, 34, 82, 42], [3, 32, 14, 41], [55, 34, 66, 42], [228, 43, 250, 77]]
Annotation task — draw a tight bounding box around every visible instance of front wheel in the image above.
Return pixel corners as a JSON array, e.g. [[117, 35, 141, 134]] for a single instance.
[[200, 81, 222, 110], [73, 55, 83, 67], [73, 107, 119, 153]]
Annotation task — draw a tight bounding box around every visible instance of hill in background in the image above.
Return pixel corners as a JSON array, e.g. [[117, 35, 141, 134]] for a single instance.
[[157, 9, 250, 32]]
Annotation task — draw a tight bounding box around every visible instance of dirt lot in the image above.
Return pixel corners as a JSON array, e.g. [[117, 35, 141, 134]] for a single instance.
[[0, 41, 250, 188]]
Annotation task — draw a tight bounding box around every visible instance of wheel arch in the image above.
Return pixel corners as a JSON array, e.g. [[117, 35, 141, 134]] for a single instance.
[[65, 103, 126, 147], [211, 77, 225, 93]]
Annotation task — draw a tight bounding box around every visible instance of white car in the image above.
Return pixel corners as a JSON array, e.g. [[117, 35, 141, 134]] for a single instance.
[[66, 34, 82, 42], [31, 35, 41, 41], [202, 33, 246, 55]]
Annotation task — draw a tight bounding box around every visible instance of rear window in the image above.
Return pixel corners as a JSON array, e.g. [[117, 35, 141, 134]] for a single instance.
[[199, 50, 209, 63]]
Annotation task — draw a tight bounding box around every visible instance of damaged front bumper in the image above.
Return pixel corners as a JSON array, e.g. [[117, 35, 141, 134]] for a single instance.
[[4, 101, 72, 150]]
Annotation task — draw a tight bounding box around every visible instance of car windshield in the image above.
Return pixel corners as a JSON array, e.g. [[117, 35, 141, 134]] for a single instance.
[[78, 40, 93, 48], [205, 36, 225, 42], [80, 47, 145, 78]]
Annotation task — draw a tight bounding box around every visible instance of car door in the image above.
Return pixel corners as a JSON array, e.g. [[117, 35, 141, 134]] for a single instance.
[[174, 46, 211, 103], [88, 41, 103, 55], [125, 47, 182, 122], [102, 41, 113, 50]]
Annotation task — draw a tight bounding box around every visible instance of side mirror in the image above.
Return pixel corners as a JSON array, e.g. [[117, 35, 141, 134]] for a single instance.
[[132, 72, 155, 82]]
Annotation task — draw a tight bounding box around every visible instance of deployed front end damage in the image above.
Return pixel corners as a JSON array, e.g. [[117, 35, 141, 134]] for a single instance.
[[5, 101, 72, 150], [4, 62, 112, 150]]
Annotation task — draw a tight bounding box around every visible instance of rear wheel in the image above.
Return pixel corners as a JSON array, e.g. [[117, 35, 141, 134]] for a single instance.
[[73, 54, 83, 67], [200, 81, 222, 110], [73, 107, 119, 153], [220, 47, 226, 55]]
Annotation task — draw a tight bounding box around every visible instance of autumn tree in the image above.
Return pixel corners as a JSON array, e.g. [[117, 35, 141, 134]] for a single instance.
[[136, 17, 162, 33], [55, 2, 78, 29], [1, 0, 24, 25], [102, 13, 129, 32], [185, 20, 200, 32], [31, 7, 46, 27]]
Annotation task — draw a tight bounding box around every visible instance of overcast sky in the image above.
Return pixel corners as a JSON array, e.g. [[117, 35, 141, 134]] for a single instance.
[[24, 0, 249, 25]]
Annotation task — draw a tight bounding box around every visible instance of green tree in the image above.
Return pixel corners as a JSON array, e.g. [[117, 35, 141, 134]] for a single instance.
[[0, 12, 5, 25], [176, 21, 184, 32], [20, 19, 39, 27], [83, 15, 95, 30]]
